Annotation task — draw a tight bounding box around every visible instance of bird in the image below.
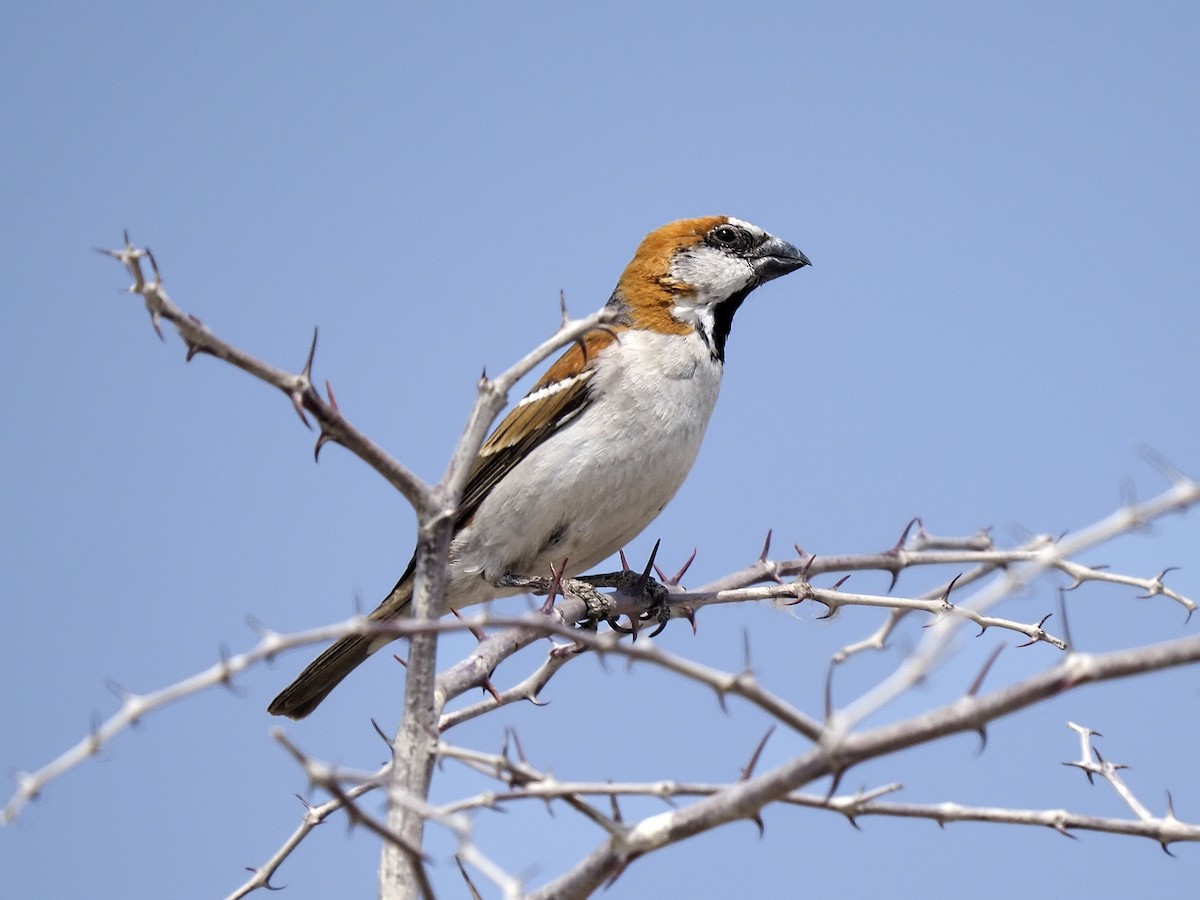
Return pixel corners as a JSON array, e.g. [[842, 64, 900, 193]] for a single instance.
[[268, 216, 810, 718]]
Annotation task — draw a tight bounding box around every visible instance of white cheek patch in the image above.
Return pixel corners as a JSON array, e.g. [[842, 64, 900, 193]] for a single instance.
[[516, 371, 591, 408], [670, 247, 754, 309]]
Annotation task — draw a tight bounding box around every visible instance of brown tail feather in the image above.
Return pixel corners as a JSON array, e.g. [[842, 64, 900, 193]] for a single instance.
[[268, 567, 414, 719], [266, 633, 378, 719]]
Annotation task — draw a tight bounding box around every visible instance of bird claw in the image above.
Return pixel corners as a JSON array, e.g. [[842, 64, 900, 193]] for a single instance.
[[644, 597, 671, 637], [578, 569, 671, 639], [499, 568, 672, 642], [551, 616, 596, 657]]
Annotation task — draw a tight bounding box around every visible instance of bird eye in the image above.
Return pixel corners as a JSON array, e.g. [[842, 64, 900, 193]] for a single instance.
[[709, 224, 752, 251]]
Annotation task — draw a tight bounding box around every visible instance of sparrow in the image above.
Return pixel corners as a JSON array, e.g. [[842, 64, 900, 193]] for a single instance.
[[268, 216, 809, 718]]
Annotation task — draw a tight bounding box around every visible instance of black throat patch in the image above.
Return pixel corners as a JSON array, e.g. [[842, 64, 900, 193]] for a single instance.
[[709, 282, 756, 363]]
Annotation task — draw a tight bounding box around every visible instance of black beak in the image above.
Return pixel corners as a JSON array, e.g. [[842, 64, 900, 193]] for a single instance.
[[751, 236, 811, 282]]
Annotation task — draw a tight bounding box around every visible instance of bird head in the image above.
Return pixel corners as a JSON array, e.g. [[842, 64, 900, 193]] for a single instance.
[[611, 216, 810, 361]]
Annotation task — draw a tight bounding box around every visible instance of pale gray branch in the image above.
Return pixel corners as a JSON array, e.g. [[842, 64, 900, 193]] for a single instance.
[[833, 478, 1200, 734], [530, 631, 1200, 898]]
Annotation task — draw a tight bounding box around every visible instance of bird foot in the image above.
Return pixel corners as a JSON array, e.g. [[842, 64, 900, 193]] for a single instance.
[[497, 569, 671, 639], [577, 570, 672, 638]]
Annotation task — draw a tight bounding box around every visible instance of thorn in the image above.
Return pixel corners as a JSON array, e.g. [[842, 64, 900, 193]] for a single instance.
[[619, 548, 630, 571], [542, 559, 567, 615], [941, 572, 963, 602], [609, 790, 623, 824], [973, 726, 988, 755], [325, 379, 339, 413], [244, 867, 286, 891], [681, 605, 697, 634], [302, 328, 319, 381], [455, 856, 484, 899], [85, 714, 104, 754], [245, 615, 272, 640], [759, 528, 773, 563], [594, 323, 623, 346], [1093, 748, 1127, 771], [145, 247, 161, 281], [1136, 444, 1188, 486], [1136, 565, 1181, 600], [604, 858, 633, 888], [370, 718, 393, 749], [751, 814, 765, 838], [799, 552, 817, 582], [634, 540, 661, 597], [823, 659, 835, 723], [573, 331, 590, 363], [1160, 842, 1177, 858], [216, 644, 240, 692], [559, 289, 569, 324], [883, 517, 920, 591], [291, 390, 312, 429], [1119, 478, 1138, 510], [1016, 613, 1053, 648], [894, 517, 920, 550], [1065, 761, 1097, 786], [393, 653, 408, 668], [106, 679, 131, 703], [966, 643, 1005, 697], [1056, 587, 1074, 653], [740, 726, 776, 781], [833, 574, 851, 590], [314, 429, 334, 462], [451, 608, 487, 644], [508, 728, 528, 764], [782, 582, 809, 607], [825, 769, 845, 801], [741, 629, 752, 673], [669, 549, 697, 586], [479, 676, 502, 703]]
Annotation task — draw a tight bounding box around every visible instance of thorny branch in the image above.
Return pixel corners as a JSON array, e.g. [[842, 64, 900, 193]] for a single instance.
[[90, 234, 616, 897], [431, 734, 1200, 849], [10, 237, 1196, 895], [18, 524, 1185, 828]]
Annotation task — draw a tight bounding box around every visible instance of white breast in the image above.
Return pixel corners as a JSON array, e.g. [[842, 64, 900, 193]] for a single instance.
[[443, 328, 722, 610]]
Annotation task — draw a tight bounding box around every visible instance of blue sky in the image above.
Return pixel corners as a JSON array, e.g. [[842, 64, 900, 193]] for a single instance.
[[2, 2, 1198, 897]]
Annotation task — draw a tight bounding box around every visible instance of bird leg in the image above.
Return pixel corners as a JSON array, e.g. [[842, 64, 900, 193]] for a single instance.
[[494, 573, 618, 623]]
